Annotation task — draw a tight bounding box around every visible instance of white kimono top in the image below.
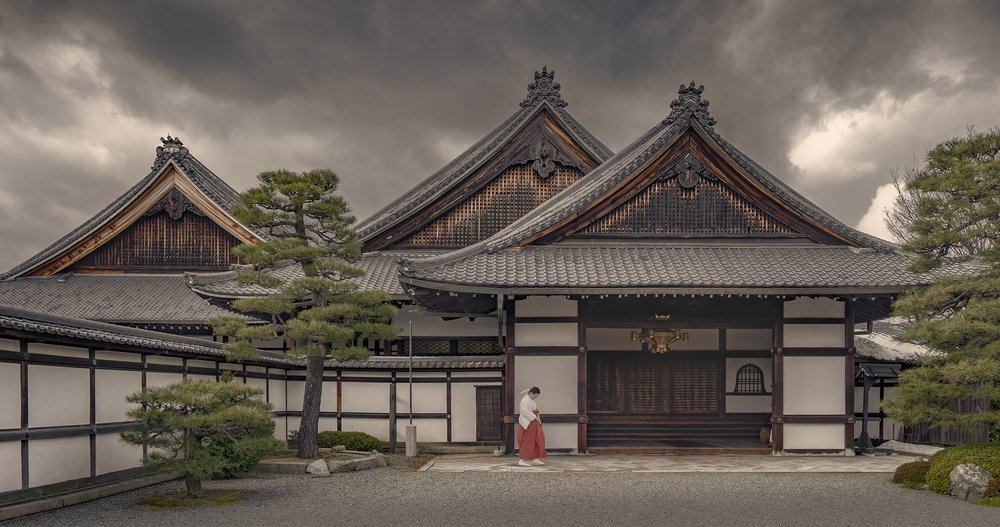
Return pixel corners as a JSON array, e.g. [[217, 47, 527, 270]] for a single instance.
[[518, 394, 539, 430]]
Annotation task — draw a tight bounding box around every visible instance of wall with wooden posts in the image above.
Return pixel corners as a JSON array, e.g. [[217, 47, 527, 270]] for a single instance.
[[776, 297, 853, 454]]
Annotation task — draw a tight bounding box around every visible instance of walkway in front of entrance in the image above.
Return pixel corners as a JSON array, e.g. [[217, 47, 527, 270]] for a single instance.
[[421, 454, 915, 473]]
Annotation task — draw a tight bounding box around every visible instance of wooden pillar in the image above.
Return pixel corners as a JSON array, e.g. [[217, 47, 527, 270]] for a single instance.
[[771, 299, 784, 454], [845, 301, 856, 451], [89, 348, 96, 478], [20, 339, 28, 489], [446, 371, 453, 443], [388, 379, 397, 453], [502, 298, 515, 454], [577, 298, 589, 453]]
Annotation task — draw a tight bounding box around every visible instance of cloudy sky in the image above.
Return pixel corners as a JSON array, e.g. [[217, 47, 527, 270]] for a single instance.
[[1, 0, 998, 272]]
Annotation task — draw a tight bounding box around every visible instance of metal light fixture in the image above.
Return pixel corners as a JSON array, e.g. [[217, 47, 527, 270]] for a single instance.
[[630, 328, 689, 353]]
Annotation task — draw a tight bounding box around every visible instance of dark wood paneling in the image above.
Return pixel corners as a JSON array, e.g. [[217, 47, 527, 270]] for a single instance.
[[587, 351, 722, 416], [475, 385, 502, 442]]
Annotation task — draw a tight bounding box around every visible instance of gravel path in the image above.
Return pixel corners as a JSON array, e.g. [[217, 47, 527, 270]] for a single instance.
[[6, 463, 1000, 526]]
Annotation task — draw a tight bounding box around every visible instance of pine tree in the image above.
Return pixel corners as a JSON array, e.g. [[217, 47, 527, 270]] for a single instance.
[[885, 128, 1000, 435], [121, 377, 280, 497], [210, 169, 398, 458]]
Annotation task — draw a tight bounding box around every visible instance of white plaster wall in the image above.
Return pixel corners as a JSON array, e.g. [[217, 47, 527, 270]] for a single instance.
[[269, 376, 286, 410], [783, 324, 845, 348], [514, 355, 577, 414], [146, 355, 183, 366], [783, 423, 845, 450], [246, 378, 268, 405], [28, 365, 89, 428], [95, 350, 140, 363], [0, 338, 18, 352], [318, 416, 339, 433], [340, 418, 388, 440], [145, 372, 182, 389], [727, 329, 773, 349], [285, 416, 301, 438], [516, 296, 578, 317], [394, 306, 498, 337], [0, 441, 20, 492], [0, 362, 21, 429], [95, 369, 141, 423], [783, 356, 845, 415], [395, 382, 446, 414], [586, 328, 640, 351], [273, 416, 288, 440], [188, 359, 216, 371], [515, 323, 577, 347], [286, 380, 305, 412], [536, 422, 577, 450], [95, 433, 142, 475], [319, 381, 338, 413], [726, 396, 772, 413], [450, 371, 501, 379], [450, 383, 488, 442], [396, 418, 448, 443], [29, 437, 90, 487], [220, 363, 241, 372], [784, 297, 845, 318], [341, 382, 389, 413], [28, 342, 88, 359]]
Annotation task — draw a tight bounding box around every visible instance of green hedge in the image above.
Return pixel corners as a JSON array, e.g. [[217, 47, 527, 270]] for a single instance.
[[317, 431, 382, 452], [926, 444, 1000, 493], [892, 460, 931, 489]]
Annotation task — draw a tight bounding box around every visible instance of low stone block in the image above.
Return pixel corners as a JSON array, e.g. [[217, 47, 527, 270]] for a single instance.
[[306, 459, 330, 476], [950, 463, 991, 501], [327, 460, 355, 473]]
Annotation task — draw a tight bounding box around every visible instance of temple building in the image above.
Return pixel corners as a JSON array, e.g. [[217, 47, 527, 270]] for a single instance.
[[0, 69, 973, 495]]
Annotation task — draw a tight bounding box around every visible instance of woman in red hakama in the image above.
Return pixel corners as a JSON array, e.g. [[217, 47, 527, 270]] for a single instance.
[[517, 386, 547, 466]]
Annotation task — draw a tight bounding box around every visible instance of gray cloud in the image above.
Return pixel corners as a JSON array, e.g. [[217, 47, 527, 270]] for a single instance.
[[0, 0, 999, 271]]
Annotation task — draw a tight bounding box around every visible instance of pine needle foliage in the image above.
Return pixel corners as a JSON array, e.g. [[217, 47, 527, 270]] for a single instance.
[[208, 169, 398, 458], [120, 377, 280, 497], [885, 129, 1000, 436]]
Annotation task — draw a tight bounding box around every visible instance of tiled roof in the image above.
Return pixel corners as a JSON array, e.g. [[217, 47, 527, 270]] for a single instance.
[[401, 243, 981, 294], [324, 356, 504, 370], [400, 83, 898, 283], [0, 305, 294, 366], [189, 252, 441, 298], [355, 67, 612, 242], [1, 137, 260, 280], [855, 318, 935, 362], [0, 274, 255, 324]]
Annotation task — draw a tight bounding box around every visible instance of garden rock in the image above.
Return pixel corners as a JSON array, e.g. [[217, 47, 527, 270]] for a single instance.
[[306, 459, 330, 476], [949, 463, 991, 501]]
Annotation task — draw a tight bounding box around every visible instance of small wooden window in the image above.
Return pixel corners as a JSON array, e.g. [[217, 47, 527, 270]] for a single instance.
[[732, 364, 768, 395], [475, 386, 502, 442]]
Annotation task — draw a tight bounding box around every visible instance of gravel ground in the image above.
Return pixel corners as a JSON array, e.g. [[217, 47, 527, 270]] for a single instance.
[[6, 458, 1000, 527]]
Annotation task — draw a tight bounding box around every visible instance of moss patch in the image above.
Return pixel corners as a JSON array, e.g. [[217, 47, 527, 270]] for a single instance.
[[972, 496, 1000, 508], [138, 489, 253, 508], [261, 452, 368, 462]]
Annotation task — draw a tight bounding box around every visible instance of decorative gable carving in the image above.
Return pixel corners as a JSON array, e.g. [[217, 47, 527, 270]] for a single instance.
[[144, 188, 205, 220], [520, 66, 568, 108]]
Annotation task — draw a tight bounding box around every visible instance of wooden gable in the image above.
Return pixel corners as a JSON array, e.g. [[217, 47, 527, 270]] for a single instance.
[[532, 126, 854, 246], [368, 109, 602, 251], [28, 164, 258, 276]]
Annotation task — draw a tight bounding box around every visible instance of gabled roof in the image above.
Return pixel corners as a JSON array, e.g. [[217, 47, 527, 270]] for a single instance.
[[1, 137, 263, 280], [398, 83, 971, 308], [356, 67, 613, 248], [0, 274, 257, 325]]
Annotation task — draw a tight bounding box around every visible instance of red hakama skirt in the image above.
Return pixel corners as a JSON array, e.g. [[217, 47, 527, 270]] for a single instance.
[[517, 413, 547, 460]]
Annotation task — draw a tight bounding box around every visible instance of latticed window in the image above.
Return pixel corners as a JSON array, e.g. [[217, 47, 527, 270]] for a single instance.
[[733, 364, 768, 395]]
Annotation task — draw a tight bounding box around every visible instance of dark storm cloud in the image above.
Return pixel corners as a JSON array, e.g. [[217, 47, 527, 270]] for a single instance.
[[0, 0, 999, 272]]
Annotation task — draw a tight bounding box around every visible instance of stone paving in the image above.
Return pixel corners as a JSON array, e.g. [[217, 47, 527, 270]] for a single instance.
[[422, 453, 918, 473]]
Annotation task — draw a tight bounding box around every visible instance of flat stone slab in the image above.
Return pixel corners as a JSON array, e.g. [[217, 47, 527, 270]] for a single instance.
[[256, 453, 386, 475], [878, 440, 943, 457], [422, 454, 914, 473]]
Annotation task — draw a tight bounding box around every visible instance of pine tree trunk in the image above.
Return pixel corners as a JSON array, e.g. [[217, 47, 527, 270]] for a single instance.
[[296, 354, 325, 458], [185, 473, 203, 498]]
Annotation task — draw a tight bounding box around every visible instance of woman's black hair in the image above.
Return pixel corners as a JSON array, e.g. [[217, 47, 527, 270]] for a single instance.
[[529, 386, 541, 394]]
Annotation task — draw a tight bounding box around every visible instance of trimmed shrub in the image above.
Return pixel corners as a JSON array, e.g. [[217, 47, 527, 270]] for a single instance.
[[892, 460, 931, 489], [926, 444, 1000, 494], [317, 431, 382, 452], [985, 477, 1000, 498]]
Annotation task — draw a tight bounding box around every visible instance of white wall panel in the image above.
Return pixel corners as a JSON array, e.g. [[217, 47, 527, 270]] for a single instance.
[[95, 433, 142, 475], [395, 382, 445, 414], [29, 437, 90, 487], [727, 329, 773, 350], [28, 365, 89, 428], [188, 359, 216, 370], [535, 422, 577, 450], [319, 380, 338, 413], [784, 356, 845, 415], [340, 418, 388, 440], [341, 382, 389, 413], [286, 380, 305, 412], [450, 383, 484, 442], [145, 372, 184, 389], [273, 416, 288, 440], [515, 323, 577, 347], [0, 338, 19, 352], [145, 355, 183, 366], [318, 416, 339, 433], [784, 297, 844, 318], [516, 296, 578, 317], [514, 355, 577, 414], [28, 342, 88, 358], [783, 324, 845, 348], [246, 378, 268, 405], [95, 369, 141, 423], [95, 350, 140, 362], [726, 396, 772, 413], [394, 306, 498, 337], [396, 418, 448, 443], [0, 442, 20, 492], [0, 362, 21, 429], [586, 328, 640, 351], [783, 423, 845, 450], [269, 377, 287, 410]]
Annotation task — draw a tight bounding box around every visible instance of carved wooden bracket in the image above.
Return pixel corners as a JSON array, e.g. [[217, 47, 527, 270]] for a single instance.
[[144, 188, 205, 220]]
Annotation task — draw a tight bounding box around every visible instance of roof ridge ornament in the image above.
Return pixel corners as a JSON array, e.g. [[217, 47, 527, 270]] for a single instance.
[[664, 81, 717, 127], [520, 66, 568, 108], [151, 135, 193, 172]]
